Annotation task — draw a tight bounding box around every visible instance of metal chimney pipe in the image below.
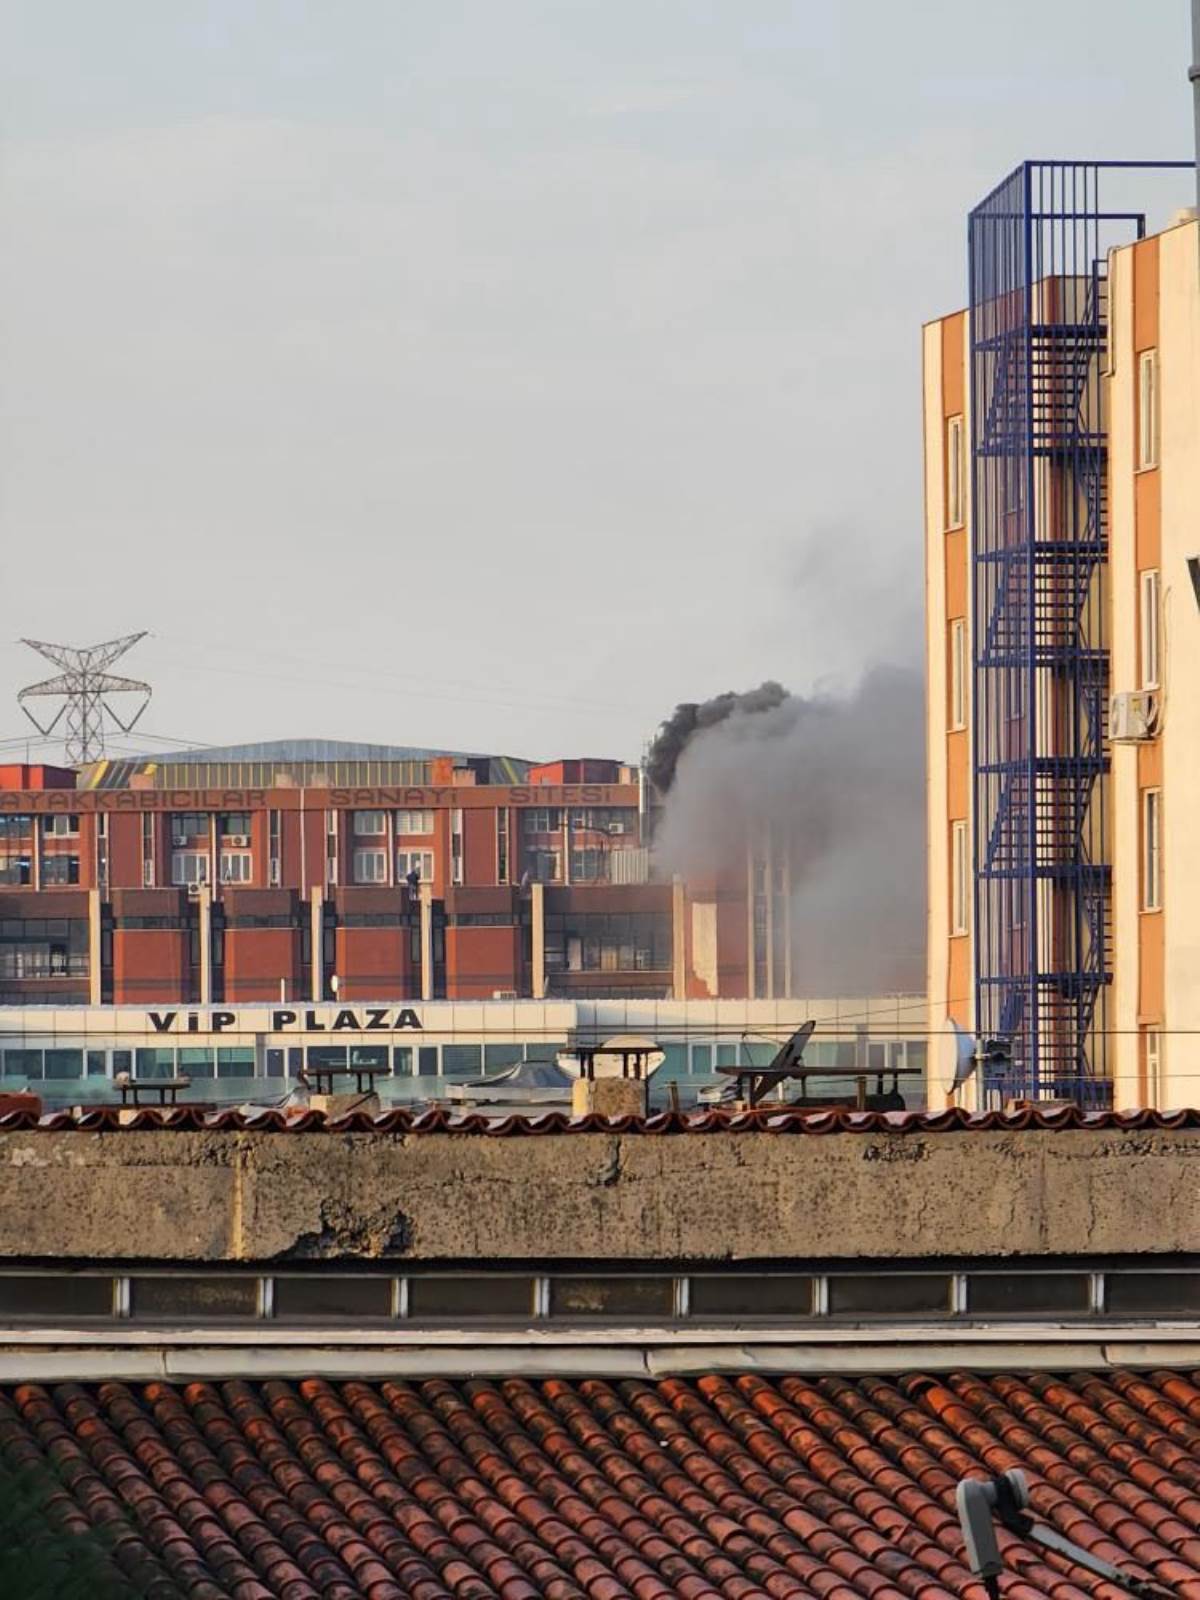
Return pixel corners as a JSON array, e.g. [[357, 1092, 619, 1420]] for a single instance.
[[1192, 0, 1200, 209]]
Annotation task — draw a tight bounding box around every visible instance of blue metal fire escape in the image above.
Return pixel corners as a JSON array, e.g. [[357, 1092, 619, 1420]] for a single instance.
[[968, 161, 1190, 1104]]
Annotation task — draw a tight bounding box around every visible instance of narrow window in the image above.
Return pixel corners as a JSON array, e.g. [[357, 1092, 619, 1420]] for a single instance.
[[951, 820, 969, 935], [950, 618, 967, 730], [1143, 1027, 1163, 1106], [1142, 789, 1162, 912], [1139, 568, 1161, 691], [1138, 349, 1159, 469], [946, 414, 965, 528], [450, 809, 464, 885], [496, 809, 509, 884]]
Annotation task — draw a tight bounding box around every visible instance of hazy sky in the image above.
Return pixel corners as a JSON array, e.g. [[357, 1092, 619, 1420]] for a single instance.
[[0, 1, 1195, 763]]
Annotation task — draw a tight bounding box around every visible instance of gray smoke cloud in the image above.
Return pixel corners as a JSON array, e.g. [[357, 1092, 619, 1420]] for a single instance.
[[650, 667, 925, 995]]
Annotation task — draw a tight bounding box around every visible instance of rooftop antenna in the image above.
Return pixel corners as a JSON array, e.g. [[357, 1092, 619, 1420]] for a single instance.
[[958, 1469, 1175, 1600], [17, 633, 152, 766]]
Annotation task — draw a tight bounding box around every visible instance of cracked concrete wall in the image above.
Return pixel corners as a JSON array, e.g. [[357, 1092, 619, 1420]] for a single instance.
[[0, 1126, 1193, 1264]]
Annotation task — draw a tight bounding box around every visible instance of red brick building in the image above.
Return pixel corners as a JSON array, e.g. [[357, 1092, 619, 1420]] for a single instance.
[[0, 742, 769, 1007]]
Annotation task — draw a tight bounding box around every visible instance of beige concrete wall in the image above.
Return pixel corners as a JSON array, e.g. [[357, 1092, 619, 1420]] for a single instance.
[[1158, 220, 1200, 1109], [1109, 220, 1200, 1109], [0, 1124, 1197, 1264], [1108, 239, 1142, 1105], [924, 322, 950, 1101]]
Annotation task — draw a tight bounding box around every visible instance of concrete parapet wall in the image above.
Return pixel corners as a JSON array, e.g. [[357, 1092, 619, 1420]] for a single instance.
[[0, 1125, 1193, 1264]]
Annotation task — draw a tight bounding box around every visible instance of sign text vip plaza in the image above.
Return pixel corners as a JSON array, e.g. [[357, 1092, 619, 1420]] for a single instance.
[[147, 1006, 424, 1034], [0, 784, 631, 814]]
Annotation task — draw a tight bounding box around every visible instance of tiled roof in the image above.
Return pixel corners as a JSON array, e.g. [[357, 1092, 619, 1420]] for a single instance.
[[6, 1105, 1200, 1135], [6, 1371, 1200, 1600]]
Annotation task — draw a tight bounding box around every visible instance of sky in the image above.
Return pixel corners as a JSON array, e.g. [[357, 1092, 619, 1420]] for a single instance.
[[0, 0, 1195, 764]]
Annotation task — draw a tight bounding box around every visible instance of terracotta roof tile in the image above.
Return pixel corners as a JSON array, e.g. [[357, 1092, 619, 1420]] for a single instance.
[[11, 1105, 1200, 1137], [7, 1374, 1200, 1598]]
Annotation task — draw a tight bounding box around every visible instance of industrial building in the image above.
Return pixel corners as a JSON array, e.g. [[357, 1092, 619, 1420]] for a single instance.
[[924, 160, 1200, 1111]]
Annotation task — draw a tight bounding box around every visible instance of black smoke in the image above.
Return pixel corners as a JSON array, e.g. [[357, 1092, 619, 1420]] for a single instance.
[[645, 681, 789, 794]]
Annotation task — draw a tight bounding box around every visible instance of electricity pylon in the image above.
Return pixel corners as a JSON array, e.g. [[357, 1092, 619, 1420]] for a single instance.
[[18, 633, 152, 766]]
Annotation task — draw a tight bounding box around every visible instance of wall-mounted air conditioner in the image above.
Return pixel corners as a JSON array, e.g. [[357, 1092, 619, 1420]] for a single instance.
[[608, 822, 626, 835], [226, 833, 250, 847], [187, 882, 205, 899], [492, 989, 518, 1001], [1109, 690, 1156, 742]]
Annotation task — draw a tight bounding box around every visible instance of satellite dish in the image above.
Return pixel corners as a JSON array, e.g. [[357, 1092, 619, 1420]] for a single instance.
[[950, 1020, 978, 1092], [947, 1023, 1013, 1096]]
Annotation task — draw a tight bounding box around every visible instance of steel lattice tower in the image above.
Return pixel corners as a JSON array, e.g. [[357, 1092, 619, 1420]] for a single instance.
[[18, 633, 152, 766]]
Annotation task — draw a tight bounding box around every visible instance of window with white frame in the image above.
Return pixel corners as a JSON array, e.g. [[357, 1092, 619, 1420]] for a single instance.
[[450, 809, 464, 885], [1138, 349, 1159, 469], [946, 414, 965, 529], [951, 820, 969, 935], [397, 849, 434, 884], [1144, 1027, 1164, 1105], [394, 810, 434, 835], [353, 811, 387, 835], [171, 813, 208, 845], [1139, 568, 1161, 691], [41, 815, 80, 837], [1142, 789, 1162, 912], [523, 808, 562, 834], [171, 852, 210, 886], [353, 849, 388, 884], [219, 852, 252, 884], [950, 618, 968, 730]]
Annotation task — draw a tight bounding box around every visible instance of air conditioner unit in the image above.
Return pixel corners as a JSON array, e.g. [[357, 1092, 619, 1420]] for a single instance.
[[268, 858, 281, 887], [187, 882, 205, 899], [226, 834, 250, 847], [1109, 690, 1156, 742], [492, 989, 518, 1001], [608, 822, 626, 835]]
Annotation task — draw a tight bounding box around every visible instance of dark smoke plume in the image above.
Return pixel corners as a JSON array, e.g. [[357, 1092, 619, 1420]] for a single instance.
[[650, 668, 925, 995], [645, 681, 788, 793]]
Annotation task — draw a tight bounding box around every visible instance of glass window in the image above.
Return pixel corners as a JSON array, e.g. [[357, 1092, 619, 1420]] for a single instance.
[[442, 1045, 482, 1078], [397, 849, 434, 883], [349, 1045, 388, 1069], [131, 1277, 259, 1319], [828, 1274, 952, 1316], [946, 413, 965, 528], [1142, 790, 1162, 912], [274, 1276, 394, 1321], [354, 811, 387, 835], [41, 855, 81, 886], [1140, 569, 1161, 692], [0, 1276, 113, 1320], [3, 1049, 43, 1079], [549, 1277, 675, 1320], [41, 815, 80, 837], [950, 618, 967, 731], [966, 1274, 1090, 1316], [395, 810, 434, 836], [171, 814, 209, 843], [219, 852, 252, 884], [392, 1047, 413, 1075], [216, 1048, 254, 1078], [353, 849, 388, 884], [1138, 349, 1159, 469], [43, 1049, 83, 1080], [1105, 1272, 1200, 1316], [689, 1276, 814, 1318], [408, 1277, 535, 1319], [172, 851, 210, 886], [178, 1048, 215, 1079], [484, 1044, 523, 1073], [219, 814, 251, 838], [307, 1045, 348, 1072], [86, 1050, 106, 1078], [135, 1048, 176, 1079], [951, 820, 969, 935]]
